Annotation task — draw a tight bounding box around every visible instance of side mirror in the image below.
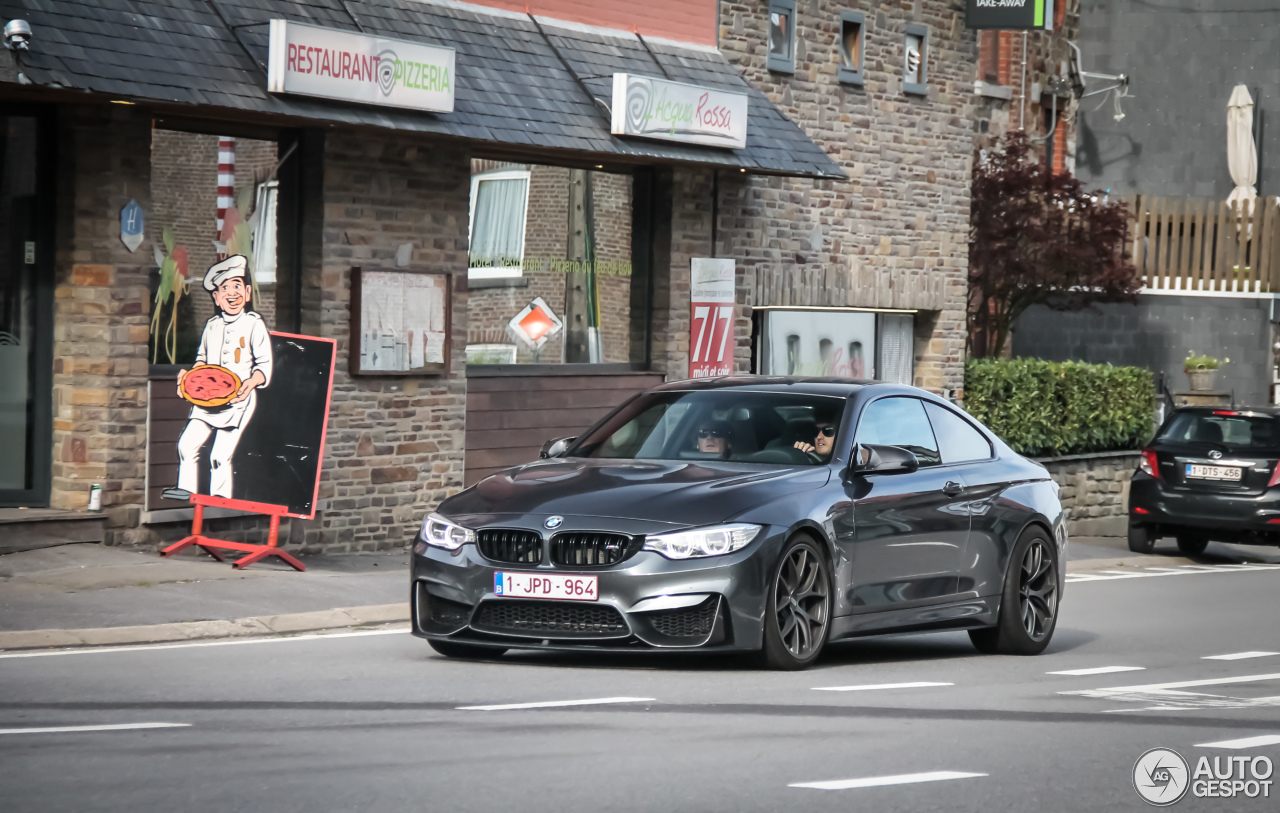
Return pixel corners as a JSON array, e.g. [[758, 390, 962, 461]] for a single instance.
[[539, 436, 576, 459], [853, 443, 919, 475]]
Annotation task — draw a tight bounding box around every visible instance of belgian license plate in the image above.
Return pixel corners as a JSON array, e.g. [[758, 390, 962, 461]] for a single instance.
[[494, 571, 599, 601], [1185, 464, 1242, 481]]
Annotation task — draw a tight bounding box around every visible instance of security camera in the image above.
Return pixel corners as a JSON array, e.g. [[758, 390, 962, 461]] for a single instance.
[[4, 19, 32, 51]]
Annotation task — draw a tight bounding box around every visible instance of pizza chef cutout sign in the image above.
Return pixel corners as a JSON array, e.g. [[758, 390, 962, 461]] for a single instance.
[[164, 255, 336, 521]]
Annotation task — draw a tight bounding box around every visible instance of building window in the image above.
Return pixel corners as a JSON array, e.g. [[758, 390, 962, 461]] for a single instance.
[[768, 1, 795, 74], [838, 12, 865, 86], [979, 30, 1000, 85], [468, 169, 530, 280], [903, 24, 928, 96]]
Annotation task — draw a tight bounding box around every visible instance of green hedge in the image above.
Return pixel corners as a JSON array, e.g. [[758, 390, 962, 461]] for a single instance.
[[963, 358, 1155, 457]]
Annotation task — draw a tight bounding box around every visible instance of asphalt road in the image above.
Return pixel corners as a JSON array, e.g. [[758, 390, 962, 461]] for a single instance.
[[3, 557, 1280, 811]]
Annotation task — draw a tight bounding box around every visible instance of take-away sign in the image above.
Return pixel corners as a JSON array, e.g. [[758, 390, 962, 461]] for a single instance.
[[966, 0, 1055, 30], [689, 258, 736, 379], [267, 20, 455, 113]]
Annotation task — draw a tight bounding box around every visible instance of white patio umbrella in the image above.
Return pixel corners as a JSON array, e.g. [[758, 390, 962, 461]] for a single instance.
[[1226, 84, 1258, 213]]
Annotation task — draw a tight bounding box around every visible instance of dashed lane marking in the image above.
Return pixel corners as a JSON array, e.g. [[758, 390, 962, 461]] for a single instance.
[[1204, 652, 1280, 661], [790, 771, 988, 790], [0, 723, 190, 735], [456, 697, 655, 711], [1066, 563, 1280, 583], [812, 682, 954, 692], [1047, 666, 1146, 676], [1195, 735, 1280, 749]]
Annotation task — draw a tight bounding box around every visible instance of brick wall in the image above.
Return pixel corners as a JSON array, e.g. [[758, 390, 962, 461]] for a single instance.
[[49, 107, 152, 541], [716, 0, 975, 394], [307, 132, 470, 553]]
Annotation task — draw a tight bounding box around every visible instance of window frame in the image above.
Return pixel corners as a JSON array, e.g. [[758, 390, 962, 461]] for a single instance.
[[903, 23, 929, 96], [922, 401, 996, 465], [837, 11, 866, 86], [852, 395, 942, 468], [767, 0, 797, 75], [467, 168, 531, 281]]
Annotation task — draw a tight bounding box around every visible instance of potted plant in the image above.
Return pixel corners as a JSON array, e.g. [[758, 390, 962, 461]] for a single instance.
[[1185, 352, 1228, 392]]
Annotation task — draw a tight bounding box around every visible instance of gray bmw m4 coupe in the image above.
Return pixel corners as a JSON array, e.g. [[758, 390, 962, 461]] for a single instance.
[[411, 377, 1066, 669]]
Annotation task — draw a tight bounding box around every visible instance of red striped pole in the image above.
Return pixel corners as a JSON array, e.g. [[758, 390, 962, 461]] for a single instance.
[[216, 137, 235, 239]]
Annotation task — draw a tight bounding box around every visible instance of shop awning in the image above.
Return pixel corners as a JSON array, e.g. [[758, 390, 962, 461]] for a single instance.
[[1, 0, 844, 179]]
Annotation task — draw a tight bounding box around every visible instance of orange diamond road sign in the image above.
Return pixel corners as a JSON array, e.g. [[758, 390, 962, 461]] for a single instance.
[[509, 297, 563, 349]]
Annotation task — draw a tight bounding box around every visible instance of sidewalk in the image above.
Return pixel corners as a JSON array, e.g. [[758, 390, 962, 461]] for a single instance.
[[2, 537, 1277, 652]]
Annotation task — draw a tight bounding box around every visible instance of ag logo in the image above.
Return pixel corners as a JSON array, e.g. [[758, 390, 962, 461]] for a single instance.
[[544, 515, 564, 530], [1133, 748, 1190, 806], [1208, 449, 1223, 460]]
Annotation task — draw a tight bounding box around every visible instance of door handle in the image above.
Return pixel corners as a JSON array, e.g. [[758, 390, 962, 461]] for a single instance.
[[942, 481, 963, 496]]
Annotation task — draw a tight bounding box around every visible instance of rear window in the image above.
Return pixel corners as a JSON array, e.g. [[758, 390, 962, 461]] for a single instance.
[[1160, 412, 1280, 450]]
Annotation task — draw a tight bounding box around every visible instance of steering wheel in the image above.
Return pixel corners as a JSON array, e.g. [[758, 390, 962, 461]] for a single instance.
[[805, 450, 824, 464]]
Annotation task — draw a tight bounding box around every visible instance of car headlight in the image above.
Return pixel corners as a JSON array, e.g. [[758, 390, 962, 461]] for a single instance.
[[642, 523, 762, 560], [421, 513, 475, 550]]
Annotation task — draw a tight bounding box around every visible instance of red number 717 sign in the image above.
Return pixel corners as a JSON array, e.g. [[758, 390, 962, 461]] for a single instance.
[[690, 304, 734, 378]]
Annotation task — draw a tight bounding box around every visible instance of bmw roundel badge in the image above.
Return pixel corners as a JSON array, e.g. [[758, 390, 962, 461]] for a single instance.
[[545, 515, 564, 529]]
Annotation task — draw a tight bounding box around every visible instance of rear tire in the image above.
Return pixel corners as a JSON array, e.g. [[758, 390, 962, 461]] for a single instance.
[[1176, 533, 1210, 556], [1127, 522, 1156, 554], [758, 535, 832, 670], [427, 639, 506, 660], [969, 527, 1059, 656]]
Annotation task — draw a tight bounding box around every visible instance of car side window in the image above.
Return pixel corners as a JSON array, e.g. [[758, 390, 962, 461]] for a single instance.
[[855, 397, 941, 467], [924, 402, 994, 464]]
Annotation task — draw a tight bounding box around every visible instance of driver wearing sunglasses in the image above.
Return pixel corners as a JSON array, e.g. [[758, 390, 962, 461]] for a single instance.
[[695, 421, 733, 458], [794, 421, 836, 462]]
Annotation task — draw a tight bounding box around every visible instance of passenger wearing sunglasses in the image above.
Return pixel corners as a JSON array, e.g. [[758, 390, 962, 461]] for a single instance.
[[695, 421, 733, 458], [794, 421, 836, 462]]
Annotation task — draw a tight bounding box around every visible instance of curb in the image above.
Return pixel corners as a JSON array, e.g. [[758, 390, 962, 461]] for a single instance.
[[0, 603, 410, 652]]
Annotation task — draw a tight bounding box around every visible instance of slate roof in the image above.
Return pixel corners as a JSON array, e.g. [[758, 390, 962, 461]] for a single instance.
[[0, 0, 844, 178]]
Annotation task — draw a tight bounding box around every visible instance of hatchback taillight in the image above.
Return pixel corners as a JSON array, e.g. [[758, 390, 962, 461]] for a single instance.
[[1268, 462, 1280, 489], [1140, 449, 1160, 479]]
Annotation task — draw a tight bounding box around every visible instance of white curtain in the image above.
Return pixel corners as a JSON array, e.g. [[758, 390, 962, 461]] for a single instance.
[[470, 177, 528, 265], [1226, 84, 1257, 212], [876, 313, 914, 384]]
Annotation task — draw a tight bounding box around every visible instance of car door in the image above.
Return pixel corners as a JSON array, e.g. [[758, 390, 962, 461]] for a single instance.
[[837, 396, 970, 612]]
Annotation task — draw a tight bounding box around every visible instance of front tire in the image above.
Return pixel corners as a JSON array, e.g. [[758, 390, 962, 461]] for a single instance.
[[759, 535, 832, 670], [427, 639, 506, 660], [970, 528, 1059, 656], [1127, 522, 1156, 554]]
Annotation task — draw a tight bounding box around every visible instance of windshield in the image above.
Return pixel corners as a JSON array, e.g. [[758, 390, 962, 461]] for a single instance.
[[1161, 412, 1280, 451], [570, 391, 847, 466]]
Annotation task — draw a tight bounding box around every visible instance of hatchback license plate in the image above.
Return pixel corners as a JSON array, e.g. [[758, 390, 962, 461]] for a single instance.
[[494, 571, 598, 601], [1185, 464, 1242, 481]]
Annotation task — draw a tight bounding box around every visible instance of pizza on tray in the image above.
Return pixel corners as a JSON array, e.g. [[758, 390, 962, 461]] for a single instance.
[[179, 365, 242, 408]]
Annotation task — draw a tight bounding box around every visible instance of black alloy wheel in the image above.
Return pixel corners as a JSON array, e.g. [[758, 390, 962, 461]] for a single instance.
[[970, 528, 1059, 655], [760, 536, 831, 670]]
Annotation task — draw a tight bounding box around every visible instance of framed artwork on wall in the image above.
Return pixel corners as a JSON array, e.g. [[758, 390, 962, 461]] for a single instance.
[[349, 267, 451, 376]]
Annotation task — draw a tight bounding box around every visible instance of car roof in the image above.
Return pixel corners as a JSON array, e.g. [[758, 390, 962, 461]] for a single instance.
[[650, 375, 930, 399]]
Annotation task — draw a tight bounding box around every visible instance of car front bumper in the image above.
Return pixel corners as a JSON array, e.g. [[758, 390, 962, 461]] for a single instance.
[[1129, 473, 1280, 543], [410, 519, 786, 653]]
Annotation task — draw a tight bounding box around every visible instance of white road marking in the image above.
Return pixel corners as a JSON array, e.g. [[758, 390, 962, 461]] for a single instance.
[[1065, 563, 1280, 583], [1047, 666, 1146, 676], [789, 771, 987, 790], [0, 723, 190, 735], [1062, 672, 1280, 711], [812, 682, 954, 692], [456, 697, 654, 711], [1204, 652, 1280, 661], [0, 628, 410, 659], [1090, 672, 1280, 694], [1195, 735, 1280, 750]]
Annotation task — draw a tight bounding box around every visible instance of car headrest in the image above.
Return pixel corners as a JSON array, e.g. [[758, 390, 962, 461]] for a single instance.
[[1192, 421, 1224, 444]]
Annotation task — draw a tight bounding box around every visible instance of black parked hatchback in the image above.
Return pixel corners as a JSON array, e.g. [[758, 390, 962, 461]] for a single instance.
[[1128, 406, 1280, 554]]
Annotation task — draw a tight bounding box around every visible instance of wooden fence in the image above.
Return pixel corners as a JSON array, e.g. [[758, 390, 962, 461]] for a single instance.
[[1129, 195, 1280, 293]]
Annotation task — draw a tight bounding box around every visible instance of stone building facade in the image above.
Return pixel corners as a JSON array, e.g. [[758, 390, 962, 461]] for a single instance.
[[716, 0, 977, 394]]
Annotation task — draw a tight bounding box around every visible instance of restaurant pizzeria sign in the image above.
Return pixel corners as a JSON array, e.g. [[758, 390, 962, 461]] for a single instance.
[[267, 20, 455, 113], [611, 74, 748, 150]]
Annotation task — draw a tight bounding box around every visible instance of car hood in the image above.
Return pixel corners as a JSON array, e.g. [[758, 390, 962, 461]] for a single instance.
[[440, 458, 831, 527]]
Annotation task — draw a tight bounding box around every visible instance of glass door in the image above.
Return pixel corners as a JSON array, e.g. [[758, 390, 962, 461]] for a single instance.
[[0, 111, 53, 505]]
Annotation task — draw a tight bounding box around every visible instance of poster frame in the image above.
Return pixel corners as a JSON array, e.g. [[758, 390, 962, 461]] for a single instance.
[[349, 267, 452, 377]]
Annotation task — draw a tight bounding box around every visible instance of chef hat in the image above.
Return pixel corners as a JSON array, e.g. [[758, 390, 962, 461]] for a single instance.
[[203, 255, 249, 291]]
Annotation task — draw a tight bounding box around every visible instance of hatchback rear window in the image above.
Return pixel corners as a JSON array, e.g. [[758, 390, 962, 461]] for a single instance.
[[1160, 412, 1280, 450]]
